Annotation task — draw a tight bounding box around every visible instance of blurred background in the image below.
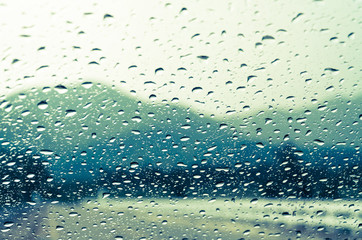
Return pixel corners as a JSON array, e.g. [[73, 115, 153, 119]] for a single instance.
[[0, 0, 361, 239]]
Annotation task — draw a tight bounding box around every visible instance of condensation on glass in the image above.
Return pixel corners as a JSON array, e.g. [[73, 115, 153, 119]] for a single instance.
[[0, 0, 361, 239]]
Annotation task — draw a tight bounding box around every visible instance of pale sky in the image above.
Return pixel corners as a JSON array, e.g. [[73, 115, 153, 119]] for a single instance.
[[1, 0, 361, 117]]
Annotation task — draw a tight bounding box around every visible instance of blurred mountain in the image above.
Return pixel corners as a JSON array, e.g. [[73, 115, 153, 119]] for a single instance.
[[0, 82, 360, 189]]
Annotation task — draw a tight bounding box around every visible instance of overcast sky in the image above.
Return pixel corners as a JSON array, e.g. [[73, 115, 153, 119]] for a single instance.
[[0, 0, 361, 118]]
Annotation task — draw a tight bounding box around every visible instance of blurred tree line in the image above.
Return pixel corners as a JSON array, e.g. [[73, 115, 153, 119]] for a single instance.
[[0, 143, 361, 204]]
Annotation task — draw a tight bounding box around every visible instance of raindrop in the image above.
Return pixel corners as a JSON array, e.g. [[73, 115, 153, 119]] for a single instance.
[[104, 14, 113, 19], [40, 149, 54, 155], [149, 94, 157, 101], [179, 7, 187, 14], [65, 109, 77, 117], [69, 212, 78, 217], [256, 142, 264, 148], [261, 35, 275, 41], [3, 222, 14, 227], [192, 87, 203, 93], [37, 100, 48, 110], [247, 75, 257, 83], [291, 13, 303, 22], [103, 193, 110, 198], [81, 82, 93, 89], [313, 139, 325, 146], [219, 124, 228, 130], [324, 67, 339, 73], [197, 55, 209, 60], [54, 85, 68, 94], [4, 104, 12, 112], [180, 136, 190, 142], [130, 162, 139, 168], [347, 32, 355, 39], [56, 226, 64, 231], [155, 68, 164, 75]]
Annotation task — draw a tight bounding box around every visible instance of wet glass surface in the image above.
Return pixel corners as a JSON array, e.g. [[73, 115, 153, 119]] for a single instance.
[[0, 0, 361, 239]]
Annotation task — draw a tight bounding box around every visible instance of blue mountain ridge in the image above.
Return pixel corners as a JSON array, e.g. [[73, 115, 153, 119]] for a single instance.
[[0, 82, 360, 201]]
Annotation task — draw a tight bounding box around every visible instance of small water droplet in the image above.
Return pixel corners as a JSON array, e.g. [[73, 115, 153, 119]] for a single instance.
[[180, 136, 190, 142], [65, 109, 77, 117], [243, 230, 251, 235], [261, 35, 275, 41], [37, 101, 48, 110], [54, 85, 68, 94], [256, 142, 264, 148], [81, 82, 93, 89], [155, 68, 164, 75], [192, 87, 203, 93], [56, 226, 64, 231], [104, 14, 113, 19], [3, 222, 14, 227], [130, 162, 139, 168], [69, 212, 78, 217], [313, 139, 325, 146], [149, 94, 157, 101], [40, 149, 54, 155], [219, 124, 228, 130], [197, 55, 209, 60]]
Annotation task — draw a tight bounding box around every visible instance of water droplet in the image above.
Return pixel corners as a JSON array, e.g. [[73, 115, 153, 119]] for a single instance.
[[104, 14, 113, 19], [4, 104, 12, 112], [69, 212, 78, 217], [219, 124, 228, 130], [26, 174, 35, 178], [65, 109, 77, 117], [256, 142, 264, 148], [180, 136, 190, 142], [103, 192, 110, 198], [128, 65, 137, 70], [149, 94, 157, 101], [197, 55, 209, 60], [54, 85, 68, 94], [37, 100, 48, 110], [192, 87, 203, 93], [130, 162, 139, 168], [261, 35, 275, 41], [56, 226, 64, 231], [324, 68, 339, 74], [313, 139, 325, 146], [155, 68, 164, 75], [3, 222, 14, 227], [348, 32, 355, 39], [131, 116, 142, 123], [81, 81, 93, 89], [40, 149, 54, 155]]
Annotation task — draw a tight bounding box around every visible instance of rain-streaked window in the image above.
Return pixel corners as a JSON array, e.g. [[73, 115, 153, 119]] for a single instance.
[[0, 0, 361, 239]]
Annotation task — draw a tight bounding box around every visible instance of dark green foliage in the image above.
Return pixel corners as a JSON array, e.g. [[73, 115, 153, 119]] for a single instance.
[[1, 142, 361, 205], [0, 149, 49, 206]]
